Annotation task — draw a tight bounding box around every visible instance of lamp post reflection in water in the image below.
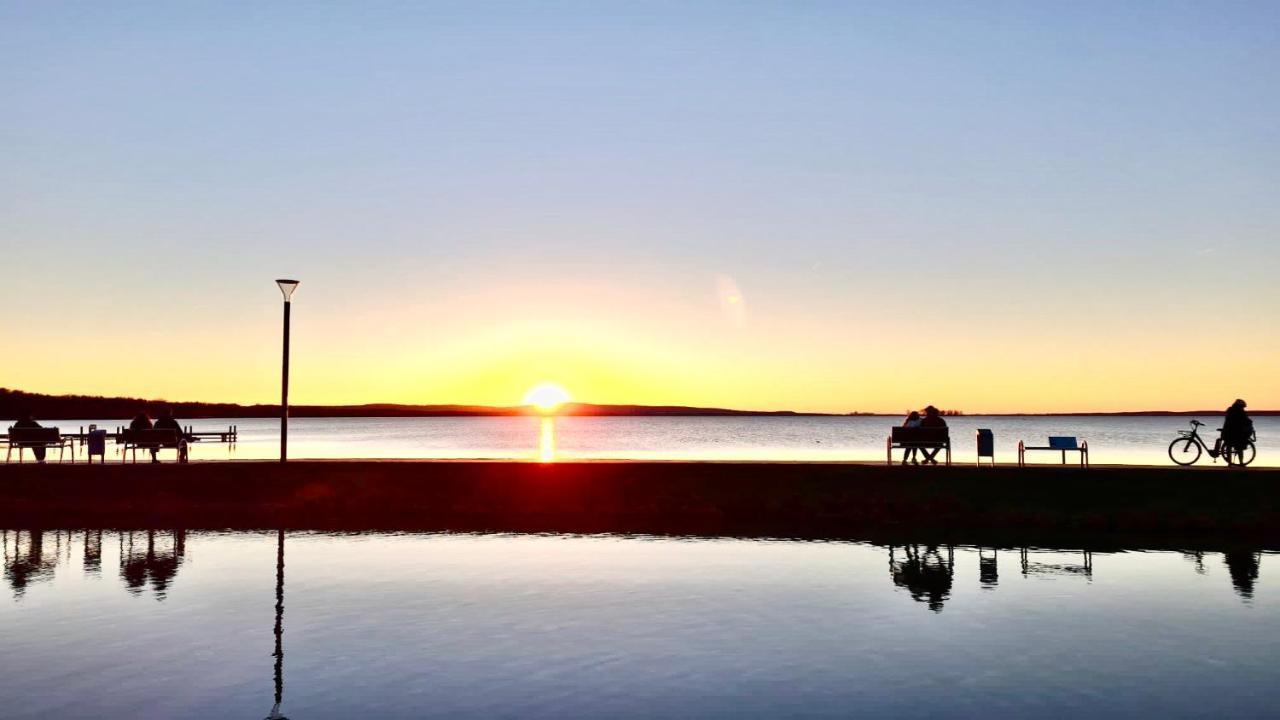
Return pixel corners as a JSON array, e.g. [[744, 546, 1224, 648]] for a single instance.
[[265, 529, 288, 720], [539, 417, 557, 462]]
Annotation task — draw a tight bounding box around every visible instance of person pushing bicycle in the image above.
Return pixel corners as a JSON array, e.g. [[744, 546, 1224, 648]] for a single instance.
[[1216, 399, 1254, 464]]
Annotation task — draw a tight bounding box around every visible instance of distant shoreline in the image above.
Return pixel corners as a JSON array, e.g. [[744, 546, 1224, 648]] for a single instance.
[[2, 388, 1275, 420]]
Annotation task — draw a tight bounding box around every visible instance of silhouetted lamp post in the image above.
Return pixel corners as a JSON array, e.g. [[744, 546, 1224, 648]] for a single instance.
[[276, 279, 299, 462]]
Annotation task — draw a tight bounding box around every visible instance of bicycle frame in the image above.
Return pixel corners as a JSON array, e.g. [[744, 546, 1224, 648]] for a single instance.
[[1175, 422, 1213, 455]]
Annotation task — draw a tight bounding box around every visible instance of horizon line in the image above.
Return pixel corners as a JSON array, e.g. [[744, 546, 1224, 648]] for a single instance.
[[2, 388, 1273, 418]]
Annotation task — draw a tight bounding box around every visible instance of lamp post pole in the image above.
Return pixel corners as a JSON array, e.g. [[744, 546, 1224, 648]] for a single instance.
[[276, 280, 299, 463]]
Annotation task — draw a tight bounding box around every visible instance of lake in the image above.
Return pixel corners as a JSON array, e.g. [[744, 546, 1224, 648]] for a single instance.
[[49, 415, 1279, 466], [1, 530, 1275, 719]]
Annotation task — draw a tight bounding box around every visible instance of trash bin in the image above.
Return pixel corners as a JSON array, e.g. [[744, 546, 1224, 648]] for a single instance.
[[976, 429, 995, 466], [87, 429, 107, 464]]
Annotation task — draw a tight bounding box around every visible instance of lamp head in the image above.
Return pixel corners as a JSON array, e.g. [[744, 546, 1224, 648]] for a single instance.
[[275, 279, 299, 301]]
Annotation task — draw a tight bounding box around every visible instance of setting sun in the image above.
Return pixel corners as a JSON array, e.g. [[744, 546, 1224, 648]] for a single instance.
[[523, 382, 571, 413]]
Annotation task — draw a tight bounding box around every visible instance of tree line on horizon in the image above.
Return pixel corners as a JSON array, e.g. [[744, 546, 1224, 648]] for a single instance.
[[0, 389, 833, 420], [2, 389, 1270, 421]]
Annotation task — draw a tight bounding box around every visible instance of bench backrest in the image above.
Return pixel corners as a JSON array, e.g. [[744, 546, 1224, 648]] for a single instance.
[[891, 426, 950, 443], [7, 427, 61, 443], [122, 428, 181, 446], [1047, 436, 1079, 450]]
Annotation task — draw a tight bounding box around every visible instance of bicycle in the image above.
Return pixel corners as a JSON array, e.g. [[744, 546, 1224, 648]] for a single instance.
[[1168, 420, 1256, 467]]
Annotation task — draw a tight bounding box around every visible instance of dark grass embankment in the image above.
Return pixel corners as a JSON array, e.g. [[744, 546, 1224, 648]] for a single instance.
[[1, 461, 1277, 549]]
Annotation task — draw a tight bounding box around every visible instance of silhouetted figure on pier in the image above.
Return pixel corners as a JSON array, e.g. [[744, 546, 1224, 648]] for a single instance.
[[129, 410, 160, 463], [901, 411, 922, 465], [12, 412, 46, 463], [154, 408, 182, 435], [1223, 551, 1260, 600], [1217, 399, 1254, 466], [919, 406, 947, 465], [154, 408, 190, 462], [889, 544, 954, 612]]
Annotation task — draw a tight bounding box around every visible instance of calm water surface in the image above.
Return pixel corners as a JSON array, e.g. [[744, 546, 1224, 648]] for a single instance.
[[50, 415, 1280, 465], [1, 530, 1276, 719]]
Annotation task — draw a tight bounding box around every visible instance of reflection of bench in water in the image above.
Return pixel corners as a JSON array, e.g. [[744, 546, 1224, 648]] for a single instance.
[[1019, 548, 1093, 578], [3, 530, 60, 598], [888, 544, 955, 612], [120, 530, 187, 597]]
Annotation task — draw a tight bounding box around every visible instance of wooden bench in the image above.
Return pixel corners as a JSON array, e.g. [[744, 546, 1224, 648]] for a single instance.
[[120, 428, 187, 463], [887, 426, 951, 466], [1018, 436, 1089, 467], [5, 427, 74, 463]]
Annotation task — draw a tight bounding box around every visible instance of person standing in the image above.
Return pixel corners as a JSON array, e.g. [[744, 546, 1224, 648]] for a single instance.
[[1218, 399, 1254, 466]]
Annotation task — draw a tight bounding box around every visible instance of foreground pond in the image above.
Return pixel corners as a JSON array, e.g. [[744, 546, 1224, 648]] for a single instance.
[[1, 531, 1276, 719]]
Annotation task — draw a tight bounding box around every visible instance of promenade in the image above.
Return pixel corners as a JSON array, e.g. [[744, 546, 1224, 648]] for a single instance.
[[2, 461, 1277, 547]]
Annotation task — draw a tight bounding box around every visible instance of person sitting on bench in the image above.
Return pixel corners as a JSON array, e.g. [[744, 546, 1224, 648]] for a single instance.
[[129, 410, 159, 463], [12, 411, 46, 463], [155, 408, 183, 436], [919, 405, 947, 465], [154, 408, 189, 463], [901, 410, 923, 465]]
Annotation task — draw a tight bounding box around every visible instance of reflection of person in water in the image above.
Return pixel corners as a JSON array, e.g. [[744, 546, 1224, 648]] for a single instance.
[[119, 530, 188, 598], [1223, 551, 1260, 599], [889, 544, 954, 612]]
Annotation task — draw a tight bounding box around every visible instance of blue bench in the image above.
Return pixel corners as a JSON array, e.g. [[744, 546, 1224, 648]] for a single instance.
[[1018, 436, 1089, 467]]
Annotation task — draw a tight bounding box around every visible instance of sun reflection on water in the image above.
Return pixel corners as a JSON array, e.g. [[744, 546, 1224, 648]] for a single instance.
[[539, 417, 557, 463]]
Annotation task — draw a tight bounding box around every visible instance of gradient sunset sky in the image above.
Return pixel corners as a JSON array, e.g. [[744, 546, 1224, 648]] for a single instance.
[[3, 2, 1277, 413]]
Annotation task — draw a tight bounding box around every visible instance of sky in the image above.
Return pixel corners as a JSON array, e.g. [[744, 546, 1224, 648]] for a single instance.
[[2, 1, 1278, 413]]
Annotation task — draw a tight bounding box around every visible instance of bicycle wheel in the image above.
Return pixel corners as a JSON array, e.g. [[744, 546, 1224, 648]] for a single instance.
[[1168, 437, 1201, 466], [1226, 442, 1257, 467]]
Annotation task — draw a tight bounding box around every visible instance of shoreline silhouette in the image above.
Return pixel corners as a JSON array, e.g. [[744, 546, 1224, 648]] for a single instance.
[[4, 388, 1274, 421]]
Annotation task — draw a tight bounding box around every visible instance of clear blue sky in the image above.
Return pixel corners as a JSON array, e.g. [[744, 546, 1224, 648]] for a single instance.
[[2, 2, 1278, 411]]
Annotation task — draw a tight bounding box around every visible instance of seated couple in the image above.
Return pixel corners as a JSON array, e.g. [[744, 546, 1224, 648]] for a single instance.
[[901, 405, 948, 466], [130, 408, 189, 463]]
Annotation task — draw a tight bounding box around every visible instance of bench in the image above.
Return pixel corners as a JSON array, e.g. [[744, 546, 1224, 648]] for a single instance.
[[5, 427, 74, 463], [1018, 436, 1089, 467], [121, 428, 187, 463], [887, 426, 951, 466]]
